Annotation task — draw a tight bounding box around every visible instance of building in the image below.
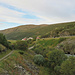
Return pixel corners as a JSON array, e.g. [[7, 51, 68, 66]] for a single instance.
[[27, 37, 33, 40], [22, 37, 27, 41], [36, 37, 40, 41]]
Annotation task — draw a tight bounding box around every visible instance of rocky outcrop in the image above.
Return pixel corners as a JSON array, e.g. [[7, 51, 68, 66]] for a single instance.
[[24, 59, 39, 75]]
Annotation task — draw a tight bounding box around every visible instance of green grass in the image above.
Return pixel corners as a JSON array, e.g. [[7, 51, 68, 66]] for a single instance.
[[8, 40, 16, 44], [0, 50, 12, 59], [37, 38, 61, 47]]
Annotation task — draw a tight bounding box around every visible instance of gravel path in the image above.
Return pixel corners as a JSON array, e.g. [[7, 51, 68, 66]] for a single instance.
[[0, 46, 34, 61], [0, 50, 13, 61], [28, 46, 34, 50]]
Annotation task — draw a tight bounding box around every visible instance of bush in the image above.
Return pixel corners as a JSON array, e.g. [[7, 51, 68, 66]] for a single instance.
[[33, 48, 40, 54], [11, 43, 17, 50], [60, 56, 75, 75], [33, 54, 45, 66], [16, 41, 28, 51], [0, 44, 7, 52], [32, 44, 43, 54], [47, 49, 67, 68], [19, 51, 24, 55], [0, 33, 9, 48]]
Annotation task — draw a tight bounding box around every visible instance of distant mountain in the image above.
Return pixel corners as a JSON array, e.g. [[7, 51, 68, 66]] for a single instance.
[[0, 22, 75, 40]]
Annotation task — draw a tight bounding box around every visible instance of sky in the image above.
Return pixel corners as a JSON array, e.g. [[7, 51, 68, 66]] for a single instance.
[[0, 0, 75, 30]]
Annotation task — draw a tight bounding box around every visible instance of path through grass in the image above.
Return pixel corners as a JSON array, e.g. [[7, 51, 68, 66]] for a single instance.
[[0, 50, 12, 59]]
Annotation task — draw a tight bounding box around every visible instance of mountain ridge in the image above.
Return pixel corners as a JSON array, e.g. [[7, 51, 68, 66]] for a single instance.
[[0, 21, 75, 40]]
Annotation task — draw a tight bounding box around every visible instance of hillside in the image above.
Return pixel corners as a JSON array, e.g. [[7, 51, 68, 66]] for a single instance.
[[0, 36, 75, 75], [0, 22, 75, 40], [0, 50, 50, 75]]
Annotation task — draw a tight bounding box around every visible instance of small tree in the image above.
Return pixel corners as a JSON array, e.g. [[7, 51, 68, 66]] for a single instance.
[[0, 44, 6, 52], [33, 54, 45, 66], [0, 33, 9, 48], [60, 56, 75, 75], [16, 41, 28, 51], [47, 49, 67, 69]]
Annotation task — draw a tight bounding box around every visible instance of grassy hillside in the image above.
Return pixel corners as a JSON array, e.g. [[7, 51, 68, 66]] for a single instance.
[[33, 36, 75, 55], [0, 37, 75, 75], [0, 50, 50, 75], [37, 38, 60, 47], [0, 22, 75, 40]]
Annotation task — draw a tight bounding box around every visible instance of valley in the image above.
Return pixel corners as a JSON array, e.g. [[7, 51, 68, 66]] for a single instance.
[[0, 22, 75, 75]]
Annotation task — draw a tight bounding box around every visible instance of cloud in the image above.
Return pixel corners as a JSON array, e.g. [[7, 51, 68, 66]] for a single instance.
[[0, 6, 25, 22], [0, 6, 42, 24], [0, 19, 6, 22], [0, 0, 75, 30]]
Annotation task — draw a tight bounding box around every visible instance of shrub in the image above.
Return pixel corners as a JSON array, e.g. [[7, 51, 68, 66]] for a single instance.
[[33, 54, 45, 66], [0, 44, 7, 52], [16, 41, 28, 51], [47, 49, 67, 68], [19, 51, 24, 55], [60, 56, 75, 75], [11, 43, 17, 50], [33, 48, 40, 54], [32, 44, 43, 54], [0, 33, 9, 48]]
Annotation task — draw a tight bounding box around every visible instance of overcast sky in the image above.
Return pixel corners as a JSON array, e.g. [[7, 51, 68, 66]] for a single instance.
[[0, 0, 75, 30]]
